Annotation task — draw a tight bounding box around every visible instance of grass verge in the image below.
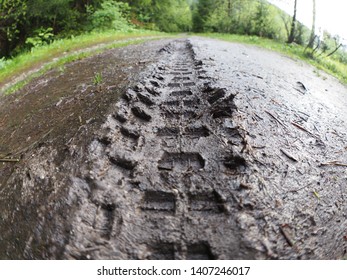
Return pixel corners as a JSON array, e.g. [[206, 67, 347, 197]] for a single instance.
[[0, 29, 172, 95], [202, 33, 347, 85]]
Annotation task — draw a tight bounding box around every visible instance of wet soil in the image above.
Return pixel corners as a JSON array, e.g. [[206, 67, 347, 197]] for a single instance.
[[0, 37, 346, 259]]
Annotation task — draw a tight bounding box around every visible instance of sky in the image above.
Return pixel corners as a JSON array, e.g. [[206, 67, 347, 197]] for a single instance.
[[267, 0, 347, 42]]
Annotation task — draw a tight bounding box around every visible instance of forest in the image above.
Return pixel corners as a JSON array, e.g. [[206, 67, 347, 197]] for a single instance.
[[0, 0, 346, 64]]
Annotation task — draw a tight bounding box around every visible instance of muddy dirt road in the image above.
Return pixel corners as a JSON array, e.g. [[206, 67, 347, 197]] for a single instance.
[[0, 37, 346, 259]]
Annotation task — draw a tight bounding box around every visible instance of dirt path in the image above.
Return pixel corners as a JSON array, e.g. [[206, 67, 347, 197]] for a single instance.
[[0, 37, 346, 259]]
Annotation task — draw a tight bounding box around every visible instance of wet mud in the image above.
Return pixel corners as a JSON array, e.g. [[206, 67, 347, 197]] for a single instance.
[[0, 37, 346, 259]]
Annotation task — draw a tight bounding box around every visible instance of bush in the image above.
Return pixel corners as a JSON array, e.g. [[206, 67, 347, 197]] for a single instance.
[[90, 0, 132, 31], [25, 27, 55, 50], [0, 57, 9, 70]]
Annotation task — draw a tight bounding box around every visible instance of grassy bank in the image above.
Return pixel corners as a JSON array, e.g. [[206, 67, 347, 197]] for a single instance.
[[0, 30, 170, 94], [2, 31, 346, 95], [203, 33, 347, 85]]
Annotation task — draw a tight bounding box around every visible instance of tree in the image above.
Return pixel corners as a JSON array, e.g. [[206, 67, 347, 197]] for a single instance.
[[25, 0, 79, 33], [90, 0, 131, 31], [121, 0, 192, 32], [294, 22, 305, 45], [192, 0, 214, 32], [320, 32, 343, 58], [281, 12, 291, 39], [307, 0, 316, 49], [287, 0, 297, 43], [252, 0, 272, 37], [152, 0, 192, 32], [325, 38, 343, 58], [0, 0, 27, 57]]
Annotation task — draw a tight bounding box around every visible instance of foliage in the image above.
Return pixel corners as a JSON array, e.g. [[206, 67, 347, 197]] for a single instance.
[[0, 0, 192, 57], [90, 0, 132, 31], [153, 0, 192, 32], [0, 57, 9, 70], [192, 0, 214, 33], [93, 72, 103, 85], [192, 0, 289, 41], [25, 27, 55, 50], [123, 0, 193, 32], [26, 0, 78, 32], [0, 0, 27, 57]]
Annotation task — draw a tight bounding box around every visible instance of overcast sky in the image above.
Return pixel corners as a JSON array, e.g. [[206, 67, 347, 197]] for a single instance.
[[267, 0, 347, 41]]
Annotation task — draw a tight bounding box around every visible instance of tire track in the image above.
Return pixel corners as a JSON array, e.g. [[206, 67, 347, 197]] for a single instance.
[[65, 39, 250, 260]]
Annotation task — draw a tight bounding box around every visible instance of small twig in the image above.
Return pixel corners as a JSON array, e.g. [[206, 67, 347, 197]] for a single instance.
[[331, 129, 343, 139], [0, 158, 20, 163], [313, 124, 320, 133], [320, 161, 347, 167], [13, 128, 53, 156], [297, 110, 310, 118], [265, 110, 286, 127], [291, 122, 315, 137], [252, 145, 266, 149], [279, 224, 295, 247], [286, 184, 310, 194], [253, 112, 264, 120], [271, 99, 283, 106], [280, 149, 298, 162], [252, 74, 264, 79], [82, 246, 105, 253], [158, 166, 173, 171], [240, 182, 253, 190]]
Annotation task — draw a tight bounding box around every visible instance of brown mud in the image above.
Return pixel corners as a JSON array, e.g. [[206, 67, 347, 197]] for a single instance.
[[0, 37, 346, 259]]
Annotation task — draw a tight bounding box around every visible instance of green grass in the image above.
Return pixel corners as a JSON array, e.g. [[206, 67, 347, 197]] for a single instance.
[[202, 33, 347, 85], [93, 72, 103, 85], [0, 29, 172, 94], [3, 31, 345, 95]]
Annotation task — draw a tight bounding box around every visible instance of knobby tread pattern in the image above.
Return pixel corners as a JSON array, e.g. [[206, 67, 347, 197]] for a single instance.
[[65, 40, 249, 260]]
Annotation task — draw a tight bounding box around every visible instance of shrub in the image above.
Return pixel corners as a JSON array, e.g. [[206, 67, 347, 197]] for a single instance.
[[0, 57, 9, 70], [90, 0, 132, 32], [25, 27, 55, 50]]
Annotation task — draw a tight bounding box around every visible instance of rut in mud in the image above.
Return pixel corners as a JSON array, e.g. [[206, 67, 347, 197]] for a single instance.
[[1, 37, 346, 260], [65, 41, 253, 259]]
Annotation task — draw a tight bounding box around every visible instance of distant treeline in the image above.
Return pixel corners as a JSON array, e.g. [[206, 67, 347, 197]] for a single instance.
[[0, 0, 346, 63], [0, 0, 195, 57]]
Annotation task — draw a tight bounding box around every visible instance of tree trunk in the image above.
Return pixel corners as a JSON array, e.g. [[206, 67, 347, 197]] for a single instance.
[[228, 0, 232, 17], [307, 0, 316, 48], [0, 32, 10, 57], [287, 0, 297, 44], [281, 14, 290, 38], [326, 43, 342, 58]]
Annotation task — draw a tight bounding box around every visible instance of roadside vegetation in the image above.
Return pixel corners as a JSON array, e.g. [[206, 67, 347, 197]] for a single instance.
[[0, 30, 168, 94], [192, 0, 347, 84], [1, 0, 346, 93]]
